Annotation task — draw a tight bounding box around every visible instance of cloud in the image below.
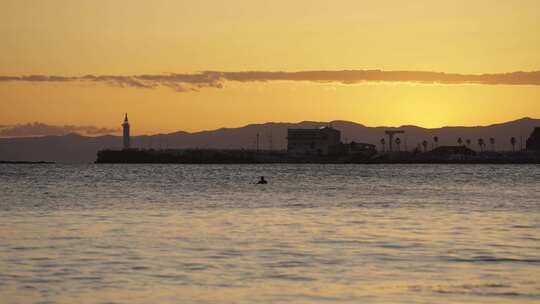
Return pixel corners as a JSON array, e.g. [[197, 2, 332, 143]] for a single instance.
[[221, 70, 540, 85], [1, 70, 540, 92], [0, 122, 118, 137]]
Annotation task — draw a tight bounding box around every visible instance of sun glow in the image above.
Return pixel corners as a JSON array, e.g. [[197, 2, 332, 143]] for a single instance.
[[0, 0, 539, 134]]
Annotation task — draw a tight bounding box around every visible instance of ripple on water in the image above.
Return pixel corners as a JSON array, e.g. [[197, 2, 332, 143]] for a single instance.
[[445, 256, 540, 264], [179, 263, 215, 271], [131, 266, 149, 270], [11, 246, 40, 251], [266, 260, 311, 269], [151, 274, 189, 282], [1, 164, 539, 304], [431, 286, 539, 298], [265, 273, 316, 282]]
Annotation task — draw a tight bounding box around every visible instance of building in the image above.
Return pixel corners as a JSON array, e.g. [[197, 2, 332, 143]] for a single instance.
[[122, 113, 130, 150], [287, 126, 341, 155], [526, 127, 540, 151]]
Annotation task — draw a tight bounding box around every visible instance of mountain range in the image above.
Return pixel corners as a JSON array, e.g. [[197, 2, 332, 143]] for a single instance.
[[0, 117, 538, 163]]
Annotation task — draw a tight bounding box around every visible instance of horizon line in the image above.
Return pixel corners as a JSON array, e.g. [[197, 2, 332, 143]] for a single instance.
[[1, 116, 538, 139]]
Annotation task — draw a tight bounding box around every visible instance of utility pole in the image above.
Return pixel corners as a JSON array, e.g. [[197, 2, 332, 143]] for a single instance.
[[256, 132, 260, 152]]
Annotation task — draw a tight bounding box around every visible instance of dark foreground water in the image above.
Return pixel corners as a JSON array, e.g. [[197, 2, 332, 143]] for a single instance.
[[0, 164, 539, 304]]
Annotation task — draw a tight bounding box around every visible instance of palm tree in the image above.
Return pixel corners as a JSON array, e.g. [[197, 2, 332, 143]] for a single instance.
[[510, 137, 516, 152], [466, 139, 471, 146], [489, 137, 495, 151], [433, 136, 439, 149], [478, 138, 485, 152], [457, 137, 463, 146], [380, 138, 386, 152], [422, 140, 428, 152], [395, 137, 401, 152]]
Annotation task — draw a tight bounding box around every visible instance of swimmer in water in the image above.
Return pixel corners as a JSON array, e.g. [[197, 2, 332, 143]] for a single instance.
[[257, 176, 268, 184]]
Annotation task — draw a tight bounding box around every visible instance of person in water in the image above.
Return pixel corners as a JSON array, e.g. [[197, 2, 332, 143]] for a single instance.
[[257, 176, 268, 184]]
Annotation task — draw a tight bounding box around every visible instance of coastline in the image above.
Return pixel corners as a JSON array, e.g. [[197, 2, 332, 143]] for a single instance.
[[0, 160, 55, 164], [94, 149, 540, 164]]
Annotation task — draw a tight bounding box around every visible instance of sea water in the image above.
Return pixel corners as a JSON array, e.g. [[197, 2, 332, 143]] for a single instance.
[[0, 164, 539, 304]]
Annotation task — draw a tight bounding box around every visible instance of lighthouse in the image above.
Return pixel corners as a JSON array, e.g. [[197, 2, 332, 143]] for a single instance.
[[122, 113, 130, 150]]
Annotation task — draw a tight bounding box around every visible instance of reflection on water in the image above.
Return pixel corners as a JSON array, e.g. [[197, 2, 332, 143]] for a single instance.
[[0, 164, 539, 303]]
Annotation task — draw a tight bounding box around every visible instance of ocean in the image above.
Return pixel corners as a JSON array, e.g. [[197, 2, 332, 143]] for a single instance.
[[1, 164, 539, 303]]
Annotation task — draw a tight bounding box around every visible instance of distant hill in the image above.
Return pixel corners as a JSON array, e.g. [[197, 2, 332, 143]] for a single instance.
[[0, 117, 539, 163]]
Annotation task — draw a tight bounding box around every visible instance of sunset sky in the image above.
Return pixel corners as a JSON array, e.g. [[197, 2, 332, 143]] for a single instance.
[[1, 0, 539, 136]]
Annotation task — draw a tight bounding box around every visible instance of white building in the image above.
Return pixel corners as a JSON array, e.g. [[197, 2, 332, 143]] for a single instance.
[[287, 126, 341, 155]]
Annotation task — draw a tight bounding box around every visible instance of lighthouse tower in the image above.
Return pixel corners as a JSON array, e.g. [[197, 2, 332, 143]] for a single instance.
[[122, 113, 130, 150]]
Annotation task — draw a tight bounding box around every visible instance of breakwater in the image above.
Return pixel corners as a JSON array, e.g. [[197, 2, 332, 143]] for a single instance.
[[96, 149, 540, 164]]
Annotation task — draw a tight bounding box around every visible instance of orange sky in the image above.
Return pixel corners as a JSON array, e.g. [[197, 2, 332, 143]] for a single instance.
[[1, 0, 539, 135]]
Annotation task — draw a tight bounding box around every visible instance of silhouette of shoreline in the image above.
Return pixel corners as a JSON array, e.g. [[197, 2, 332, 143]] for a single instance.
[[0, 160, 54, 164], [1, 117, 539, 163], [95, 149, 540, 164]]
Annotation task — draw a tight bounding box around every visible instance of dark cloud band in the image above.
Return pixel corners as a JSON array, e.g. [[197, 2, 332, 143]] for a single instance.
[[1, 70, 539, 91], [0, 122, 118, 137]]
